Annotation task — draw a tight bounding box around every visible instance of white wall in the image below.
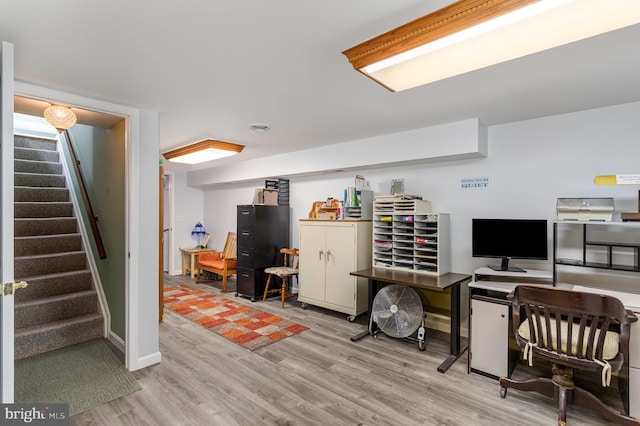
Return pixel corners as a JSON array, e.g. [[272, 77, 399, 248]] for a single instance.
[[183, 101, 640, 291], [189, 119, 487, 186], [129, 108, 161, 370]]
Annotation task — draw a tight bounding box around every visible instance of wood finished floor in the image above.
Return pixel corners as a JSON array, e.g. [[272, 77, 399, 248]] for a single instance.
[[70, 274, 620, 425]]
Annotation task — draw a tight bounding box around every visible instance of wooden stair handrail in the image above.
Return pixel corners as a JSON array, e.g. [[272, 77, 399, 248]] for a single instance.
[[62, 130, 107, 259]]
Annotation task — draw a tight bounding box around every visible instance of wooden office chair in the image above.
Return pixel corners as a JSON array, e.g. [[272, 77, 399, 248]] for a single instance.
[[263, 248, 299, 308], [196, 232, 237, 293], [499, 285, 639, 426]]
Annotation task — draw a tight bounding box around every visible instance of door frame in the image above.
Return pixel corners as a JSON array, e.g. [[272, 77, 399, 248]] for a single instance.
[[13, 81, 161, 371], [163, 171, 174, 274], [0, 40, 15, 403]]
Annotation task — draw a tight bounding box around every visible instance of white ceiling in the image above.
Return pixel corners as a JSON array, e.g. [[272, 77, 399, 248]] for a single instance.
[[2, 1, 639, 171]]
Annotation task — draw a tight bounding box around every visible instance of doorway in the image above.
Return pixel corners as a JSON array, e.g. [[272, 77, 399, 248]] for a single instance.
[[163, 172, 173, 274]]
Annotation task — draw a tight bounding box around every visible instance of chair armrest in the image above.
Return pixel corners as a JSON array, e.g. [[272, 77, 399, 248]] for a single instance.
[[624, 309, 638, 324]]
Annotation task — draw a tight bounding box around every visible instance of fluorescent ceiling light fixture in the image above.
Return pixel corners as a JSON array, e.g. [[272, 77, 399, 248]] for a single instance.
[[342, 0, 640, 92], [43, 104, 77, 131], [163, 139, 245, 164]]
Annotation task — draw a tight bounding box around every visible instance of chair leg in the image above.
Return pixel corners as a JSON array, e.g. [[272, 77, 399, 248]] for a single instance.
[[556, 386, 570, 426], [263, 275, 272, 301], [281, 277, 287, 308], [500, 377, 556, 400], [222, 274, 227, 293], [571, 386, 640, 425], [619, 364, 631, 416], [501, 364, 639, 426]]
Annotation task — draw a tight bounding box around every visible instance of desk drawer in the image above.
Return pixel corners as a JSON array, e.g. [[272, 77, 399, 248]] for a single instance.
[[236, 267, 268, 300], [237, 248, 255, 269], [237, 227, 255, 248], [237, 267, 255, 291], [237, 205, 255, 222]]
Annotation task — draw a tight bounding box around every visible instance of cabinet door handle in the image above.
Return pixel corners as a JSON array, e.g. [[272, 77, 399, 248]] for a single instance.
[[326, 250, 332, 259], [319, 249, 324, 260]]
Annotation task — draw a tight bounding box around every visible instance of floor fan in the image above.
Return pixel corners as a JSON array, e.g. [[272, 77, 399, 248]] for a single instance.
[[371, 284, 426, 351]]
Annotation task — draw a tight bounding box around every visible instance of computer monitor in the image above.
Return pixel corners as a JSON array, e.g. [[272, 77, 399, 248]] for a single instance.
[[472, 218, 548, 272]]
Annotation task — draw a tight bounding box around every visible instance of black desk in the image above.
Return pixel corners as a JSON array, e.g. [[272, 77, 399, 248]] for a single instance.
[[349, 267, 472, 373]]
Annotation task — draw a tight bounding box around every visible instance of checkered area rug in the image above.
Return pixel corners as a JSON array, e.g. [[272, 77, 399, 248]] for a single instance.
[[164, 284, 309, 350]]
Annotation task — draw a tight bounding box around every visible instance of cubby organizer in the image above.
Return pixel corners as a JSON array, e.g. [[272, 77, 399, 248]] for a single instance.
[[553, 220, 640, 284], [372, 197, 450, 275]]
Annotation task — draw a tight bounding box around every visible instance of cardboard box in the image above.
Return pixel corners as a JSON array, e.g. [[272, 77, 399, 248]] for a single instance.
[[254, 188, 279, 205]]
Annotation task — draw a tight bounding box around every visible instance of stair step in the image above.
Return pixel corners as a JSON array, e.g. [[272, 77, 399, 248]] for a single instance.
[[15, 172, 66, 188], [12, 135, 105, 360], [14, 146, 60, 163], [15, 186, 69, 202], [14, 135, 57, 151], [14, 270, 92, 302], [15, 290, 98, 329], [15, 313, 104, 359], [15, 251, 87, 278], [15, 234, 83, 256], [15, 201, 74, 218], [15, 158, 63, 175], [15, 217, 77, 237]]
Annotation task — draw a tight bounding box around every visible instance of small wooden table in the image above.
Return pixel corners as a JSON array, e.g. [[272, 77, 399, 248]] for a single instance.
[[350, 267, 472, 373], [180, 247, 215, 278]]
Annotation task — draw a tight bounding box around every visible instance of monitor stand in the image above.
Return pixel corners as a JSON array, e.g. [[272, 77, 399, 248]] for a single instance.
[[488, 257, 526, 273]]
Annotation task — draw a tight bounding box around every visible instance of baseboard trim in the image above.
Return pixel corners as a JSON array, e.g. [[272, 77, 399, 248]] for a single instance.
[[129, 351, 162, 371], [108, 331, 126, 354]]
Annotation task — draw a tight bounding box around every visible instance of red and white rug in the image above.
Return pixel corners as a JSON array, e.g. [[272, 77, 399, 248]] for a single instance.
[[163, 284, 309, 351]]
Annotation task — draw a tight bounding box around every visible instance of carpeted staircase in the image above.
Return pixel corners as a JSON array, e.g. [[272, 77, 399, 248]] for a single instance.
[[13, 135, 104, 359]]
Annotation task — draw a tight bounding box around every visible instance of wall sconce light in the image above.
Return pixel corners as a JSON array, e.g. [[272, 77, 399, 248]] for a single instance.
[[162, 139, 245, 164], [43, 104, 77, 131], [342, 0, 640, 92]]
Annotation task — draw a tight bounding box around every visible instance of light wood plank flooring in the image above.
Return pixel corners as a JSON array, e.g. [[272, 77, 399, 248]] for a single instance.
[[70, 274, 622, 425]]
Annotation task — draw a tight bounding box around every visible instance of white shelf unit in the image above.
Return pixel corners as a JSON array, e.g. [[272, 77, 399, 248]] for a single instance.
[[372, 199, 450, 275], [553, 220, 640, 283]]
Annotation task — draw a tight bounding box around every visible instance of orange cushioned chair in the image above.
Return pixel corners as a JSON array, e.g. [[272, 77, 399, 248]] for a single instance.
[[196, 232, 237, 293]]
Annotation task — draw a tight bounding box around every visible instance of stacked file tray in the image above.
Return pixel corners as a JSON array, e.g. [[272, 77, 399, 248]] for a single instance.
[[372, 196, 450, 275], [265, 178, 290, 206], [277, 178, 289, 206]]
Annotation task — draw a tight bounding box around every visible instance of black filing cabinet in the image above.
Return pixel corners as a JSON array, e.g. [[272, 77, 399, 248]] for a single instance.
[[236, 205, 290, 301]]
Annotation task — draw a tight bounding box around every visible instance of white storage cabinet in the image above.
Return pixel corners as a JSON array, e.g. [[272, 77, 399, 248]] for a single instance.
[[298, 220, 372, 320]]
